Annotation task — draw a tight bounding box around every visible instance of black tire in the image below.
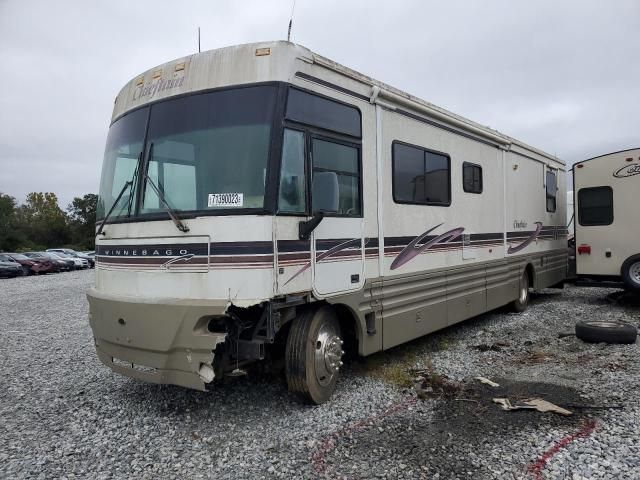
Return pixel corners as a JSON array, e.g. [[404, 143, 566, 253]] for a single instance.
[[510, 271, 530, 312], [285, 305, 343, 405], [621, 254, 640, 292], [575, 320, 637, 344]]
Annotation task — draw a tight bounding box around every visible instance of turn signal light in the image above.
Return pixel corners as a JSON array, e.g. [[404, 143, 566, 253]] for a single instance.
[[577, 244, 591, 255]]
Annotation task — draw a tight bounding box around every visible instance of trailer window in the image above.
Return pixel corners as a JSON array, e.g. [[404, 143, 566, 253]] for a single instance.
[[462, 162, 483, 193], [578, 186, 613, 226], [311, 138, 361, 216], [392, 142, 451, 206], [546, 170, 557, 212]]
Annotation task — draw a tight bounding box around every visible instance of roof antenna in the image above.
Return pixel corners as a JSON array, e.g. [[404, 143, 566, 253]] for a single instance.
[[287, 0, 296, 42], [197, 27, 201, 53]]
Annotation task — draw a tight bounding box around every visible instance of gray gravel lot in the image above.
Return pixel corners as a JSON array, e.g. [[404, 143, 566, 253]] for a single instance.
[[1, 271, 639, 479]]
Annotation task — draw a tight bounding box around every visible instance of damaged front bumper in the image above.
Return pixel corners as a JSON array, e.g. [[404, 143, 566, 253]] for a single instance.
[[87, 288, 229, 391]]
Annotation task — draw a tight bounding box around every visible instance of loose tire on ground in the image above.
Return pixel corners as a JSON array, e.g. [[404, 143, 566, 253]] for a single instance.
[[285, 305, 344, 404], [621, 254, 640, 292], [510, 271, 530, 312], [575, 320, 637, 344]]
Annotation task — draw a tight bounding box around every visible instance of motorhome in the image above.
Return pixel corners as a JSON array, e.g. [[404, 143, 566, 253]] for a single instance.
[[88, 41, 567, 404], [573, 148, 640, 291]]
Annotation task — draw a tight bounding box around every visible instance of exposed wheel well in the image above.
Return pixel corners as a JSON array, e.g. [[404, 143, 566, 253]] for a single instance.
[[326, 303, 359, 359], [524, 263, 535, 289]]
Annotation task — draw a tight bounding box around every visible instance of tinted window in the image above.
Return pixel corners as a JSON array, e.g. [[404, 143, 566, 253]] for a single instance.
[[97, 107, 148, 219], [393, 142, 451, 205], [311, 139, 361, 215], [463, 162, 483, 193], [546, 170, 557, 212], [578, 186, 613, 226], [139, 86, 277, 214], [278, 129, 306, 214], [286, 88, 361, 138]]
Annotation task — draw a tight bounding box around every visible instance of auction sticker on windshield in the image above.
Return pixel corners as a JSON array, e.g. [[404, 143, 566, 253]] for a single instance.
[[208, 193, 244, 208]]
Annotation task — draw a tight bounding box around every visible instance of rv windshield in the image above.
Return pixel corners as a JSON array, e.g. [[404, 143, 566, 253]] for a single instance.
[[97, 85, 277, 221]]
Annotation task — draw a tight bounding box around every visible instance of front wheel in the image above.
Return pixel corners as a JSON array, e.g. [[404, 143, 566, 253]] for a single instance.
[[510, 271, 530, 312], [285, 305, 344, 404]]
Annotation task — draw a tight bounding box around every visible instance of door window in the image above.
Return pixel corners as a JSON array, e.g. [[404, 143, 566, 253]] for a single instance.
[[311, 139, 361, 216]]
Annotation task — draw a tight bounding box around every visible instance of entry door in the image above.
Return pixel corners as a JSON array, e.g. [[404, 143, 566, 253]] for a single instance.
[[309, 136, 364, 296]]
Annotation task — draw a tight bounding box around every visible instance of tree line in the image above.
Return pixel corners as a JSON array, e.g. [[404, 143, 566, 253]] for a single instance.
[[0, 192, 97, 252]]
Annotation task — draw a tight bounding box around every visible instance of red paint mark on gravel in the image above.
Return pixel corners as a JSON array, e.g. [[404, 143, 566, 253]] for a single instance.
[[528, 418, 598, 480], [311, 396, 418, 475]]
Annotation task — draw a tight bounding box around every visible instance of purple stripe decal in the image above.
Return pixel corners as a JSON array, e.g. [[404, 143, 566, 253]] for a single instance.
[[507, 222, 543, 254]]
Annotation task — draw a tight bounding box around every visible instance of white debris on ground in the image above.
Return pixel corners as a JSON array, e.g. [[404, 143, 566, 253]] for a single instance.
[[0, 271, 638, 479]]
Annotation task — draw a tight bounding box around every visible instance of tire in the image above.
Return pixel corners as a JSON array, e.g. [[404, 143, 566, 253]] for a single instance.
[[510, 271, 530, 312], [575, 320, 637, 344], [621, 255, 640, 292], [285, 305, 344, 404]]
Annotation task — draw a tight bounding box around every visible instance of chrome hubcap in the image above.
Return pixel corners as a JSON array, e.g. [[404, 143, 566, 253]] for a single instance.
[[314, 323, 344, 387], [630, 262, 640, 285]]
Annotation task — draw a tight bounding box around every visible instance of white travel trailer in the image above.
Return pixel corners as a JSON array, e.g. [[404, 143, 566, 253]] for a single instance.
[[88, 41, 567, 404], [573, 148, 640, 291]]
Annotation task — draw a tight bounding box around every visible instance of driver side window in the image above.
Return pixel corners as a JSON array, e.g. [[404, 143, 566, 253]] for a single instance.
[[278, 129, 307, 214]]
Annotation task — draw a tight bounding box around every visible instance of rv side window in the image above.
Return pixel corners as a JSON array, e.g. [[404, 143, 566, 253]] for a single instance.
[[311, 138, 361, 216], [462, 162, 483, 193], [278, 129, 306, 214], [578, 186, 613, 226], [392, 142, 451, 206], [545, 170, 557, 212], [286, 88, 361, 138]]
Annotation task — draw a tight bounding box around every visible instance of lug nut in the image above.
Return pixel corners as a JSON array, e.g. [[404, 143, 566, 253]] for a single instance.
[[340, 340, 344, 345], [339, 361, 343, 366]]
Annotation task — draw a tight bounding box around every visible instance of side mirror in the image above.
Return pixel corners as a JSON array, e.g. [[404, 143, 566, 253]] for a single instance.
[[298, 172, 340, 240]]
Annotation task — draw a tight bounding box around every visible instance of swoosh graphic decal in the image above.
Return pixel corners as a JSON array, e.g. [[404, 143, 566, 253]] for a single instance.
[[390, 224, 465, 270], [282, 238, 366, 287], [161, 254, 195, 268], [507, 222, 543, 254]]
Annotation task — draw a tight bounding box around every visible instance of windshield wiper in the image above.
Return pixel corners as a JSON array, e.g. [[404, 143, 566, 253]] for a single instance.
[[143, 142, 190, 233], [96, 151, 143, 236]]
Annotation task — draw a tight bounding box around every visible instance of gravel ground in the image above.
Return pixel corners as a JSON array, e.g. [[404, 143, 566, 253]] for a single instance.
[[1, 271, 639, 479]]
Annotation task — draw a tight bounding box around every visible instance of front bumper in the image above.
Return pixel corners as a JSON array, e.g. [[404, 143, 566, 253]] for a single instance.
[[87, 288, 228, 391]]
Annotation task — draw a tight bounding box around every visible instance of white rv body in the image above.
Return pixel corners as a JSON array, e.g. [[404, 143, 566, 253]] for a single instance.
[[88, 41, 567, 397], [573, 148, 640, 290]]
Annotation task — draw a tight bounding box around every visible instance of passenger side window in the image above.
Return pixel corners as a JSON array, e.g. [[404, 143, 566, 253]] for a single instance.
[[578, 186, 613, 226], [393, 142, 451, 205], [278, 129, 306, 214], [462, 162, 482, 194], [546, 170, 557, 212], [311, 138, 361, 216]]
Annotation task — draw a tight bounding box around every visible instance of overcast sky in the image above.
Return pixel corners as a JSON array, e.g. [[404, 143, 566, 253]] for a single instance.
[[1, 0, 638, 208]]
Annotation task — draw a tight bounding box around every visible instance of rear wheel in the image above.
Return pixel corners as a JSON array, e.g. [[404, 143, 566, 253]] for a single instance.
[[511, 271, 530, 312], [285, 305, 344, 404], [621, 255, 640, 292]]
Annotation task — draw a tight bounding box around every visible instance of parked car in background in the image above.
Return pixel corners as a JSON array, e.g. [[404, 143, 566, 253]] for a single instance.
[[47, 248, 93, 268], [21, 252, 62, 273], [49, 251, 86, 270], [44, 252, 77, 271], [5, 253, 55, 275], [24, 252, 68, 272], [0, 255, 23, 278]]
